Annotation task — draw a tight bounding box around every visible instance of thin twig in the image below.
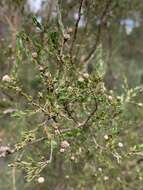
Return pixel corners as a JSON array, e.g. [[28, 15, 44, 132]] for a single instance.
[[12, 166, 16, 190], [82, 0, 112, 65], [28, 137, 47, 145], [82, 100, 98, 128], [39, 140, 53, 166], [63, 103, 78, 124], [56, 0, 65, 37], [70, 0, 84, 61], [60, 100, 98, 132], [47, 140, 53, 163]]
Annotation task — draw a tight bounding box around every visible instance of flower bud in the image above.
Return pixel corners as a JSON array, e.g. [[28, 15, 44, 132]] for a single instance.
[[60, 148, 65, 153], [118, 142, 123, 148], [104, 134, 109, 140], [61, 140, 70, 149], [32, 52, 38, 59], [70, 156, 75, 161], [2, 75, 11, 82], [64, 33, 70, 41], [138, 103, 143, 107], [104, 176, 109, 181], [78, 76, 84, 82], [83, 73, 89, 78], [37, 177, 45, 183], [67, 27, 73, 33], [108, 95, 113, 101]]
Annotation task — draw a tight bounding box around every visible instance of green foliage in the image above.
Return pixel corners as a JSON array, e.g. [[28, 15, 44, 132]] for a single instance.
[[0, 24, 142, 189], [0, 1, 143, 190]]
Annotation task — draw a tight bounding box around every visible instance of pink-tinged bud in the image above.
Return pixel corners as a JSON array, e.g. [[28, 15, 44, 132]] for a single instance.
[[108, 95, 113, 101], [67, 27, 73, 33], [0, 145, 14, 157], [32, 52, 38, 59], [61, 140, 70, 149], [64, 33, 70, 41], [2, 75, 11, 82]]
